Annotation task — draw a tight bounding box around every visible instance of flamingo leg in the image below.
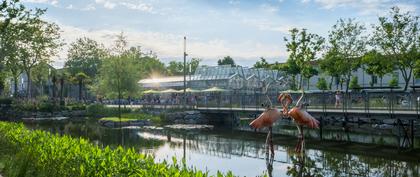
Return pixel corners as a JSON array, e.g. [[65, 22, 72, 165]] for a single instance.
[[265, 126, 275, 158], [269, 127, 274, 156], [295, 124, 305, 153]]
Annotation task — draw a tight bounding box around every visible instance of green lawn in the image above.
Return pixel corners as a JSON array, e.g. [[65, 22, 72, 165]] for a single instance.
[[99, 113, 162, 124]]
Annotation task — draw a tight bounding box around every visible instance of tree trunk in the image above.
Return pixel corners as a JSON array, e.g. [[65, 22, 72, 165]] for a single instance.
[[60, 78, 64, 106], [26, 70, 31, 99], [291, 75, 297, 90], [400, 67, 412, 91], [345, 75, 350, 94], [13, 77, 18, 98], [336, 76, 340, 90], [380, 76, 383, 87], [307, 77, 310, 90], [52, 76, 56, 100], [78, 79, 82, 101], [299, 75, 303, 90], [329, 76, 333, 90]]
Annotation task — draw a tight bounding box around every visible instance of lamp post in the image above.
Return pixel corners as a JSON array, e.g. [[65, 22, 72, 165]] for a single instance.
[[183, 36, 188, 107]]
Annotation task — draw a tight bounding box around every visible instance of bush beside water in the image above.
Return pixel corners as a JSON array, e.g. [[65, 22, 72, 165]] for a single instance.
[[0, 122, 234, 177]]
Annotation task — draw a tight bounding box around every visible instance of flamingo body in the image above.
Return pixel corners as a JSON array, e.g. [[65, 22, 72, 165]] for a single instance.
[[249, 109, 281, 129], [288, 107, 319, 129]]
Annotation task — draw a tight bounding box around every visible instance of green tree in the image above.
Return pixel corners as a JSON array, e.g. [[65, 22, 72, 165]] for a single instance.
[[95, 34, 139, 100], [389, 75, 398, 87], [19, 18, 61, 98], [167, 61, 184, 76], [217, 56, 236, 66], [316, 77, 328, 90], [320, 48, 342, 90], [253, 57, 270, 68], [189, 58, 201, 74], [362, 50, 394, 86], [72, 72, 89, 101], [2, 23, 23, 97], [279, 59, 300, 90], [326, 18, 366, 93], [371, 7, 419, 91], [0, 0, 31, 62], [167, 58, 201, 76], [123, 46, 166, 78], [31, 62, 52, 95], [65, 37, 107, 78], [284, 28, 324, 89], [349, 76, 360, 90]]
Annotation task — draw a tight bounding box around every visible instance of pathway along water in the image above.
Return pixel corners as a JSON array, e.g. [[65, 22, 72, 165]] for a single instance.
[[25, 119, 420, 177]]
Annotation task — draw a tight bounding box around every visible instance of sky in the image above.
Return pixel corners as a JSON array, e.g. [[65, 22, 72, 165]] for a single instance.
[[21, 0, 420, 68]]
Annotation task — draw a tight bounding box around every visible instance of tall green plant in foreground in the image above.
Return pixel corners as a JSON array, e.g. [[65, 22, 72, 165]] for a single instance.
[[0, 122, 235, 177]]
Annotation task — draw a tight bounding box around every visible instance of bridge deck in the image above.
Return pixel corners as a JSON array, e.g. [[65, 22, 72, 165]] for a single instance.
[[108, 104, 420, 115]]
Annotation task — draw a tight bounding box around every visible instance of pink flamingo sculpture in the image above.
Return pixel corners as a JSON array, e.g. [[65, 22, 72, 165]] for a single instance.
[[278, 90, 319, 153], [249, 107, 283, 156]]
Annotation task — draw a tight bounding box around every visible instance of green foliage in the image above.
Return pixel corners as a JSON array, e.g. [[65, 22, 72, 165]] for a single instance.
[[316, 77, 328, 90], [362, 50, 394, 86], [325, 18, 366, 92], [389, 75, 398, 87], [0, 97, 12, 105], [217, 56, 236, 67], [284, 28, 324, 89], [12, 98, 62, 112], [65, 102, 87, 111], [167, 58, 201, 76], [0, 122, 227, 177], [371, 7, 419, 90], [349, 76, 360, 90], [415, 55, 420, 78], [65, 37, 107, 78], [253, 57, 270, 69]]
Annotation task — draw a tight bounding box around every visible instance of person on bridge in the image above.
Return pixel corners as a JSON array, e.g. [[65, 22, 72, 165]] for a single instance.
[[278, 90, 319, 153]]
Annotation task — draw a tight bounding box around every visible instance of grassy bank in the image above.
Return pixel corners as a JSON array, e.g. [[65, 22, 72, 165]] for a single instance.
[[0, 122, 233, 177], [100, 113, 162, 124]]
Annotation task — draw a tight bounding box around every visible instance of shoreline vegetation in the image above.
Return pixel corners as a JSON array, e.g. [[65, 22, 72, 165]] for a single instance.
[[0, 122, 235, 177]]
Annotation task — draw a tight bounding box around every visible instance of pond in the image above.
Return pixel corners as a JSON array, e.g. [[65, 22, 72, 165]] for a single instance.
[[24, 118, 420, 177]]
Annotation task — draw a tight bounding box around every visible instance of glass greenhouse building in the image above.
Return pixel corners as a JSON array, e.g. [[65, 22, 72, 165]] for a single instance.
[[139, 65, 288, 93]]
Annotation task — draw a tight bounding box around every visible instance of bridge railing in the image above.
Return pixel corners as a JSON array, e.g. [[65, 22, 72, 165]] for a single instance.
[[137, 90, 420, 114]]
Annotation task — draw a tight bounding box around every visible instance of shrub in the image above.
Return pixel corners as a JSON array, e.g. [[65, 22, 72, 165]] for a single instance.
[[316, 77, 328, 90], [0, 122, 231, 176], [349, 76, 360, 90], [0, 98, 12, 105], [389, 75, 398, 87]]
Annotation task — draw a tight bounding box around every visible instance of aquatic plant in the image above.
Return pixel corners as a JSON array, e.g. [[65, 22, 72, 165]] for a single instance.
[[0, 122, 234, 177]]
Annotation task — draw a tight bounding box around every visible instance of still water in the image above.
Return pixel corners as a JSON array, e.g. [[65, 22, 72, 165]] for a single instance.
[[25, 119, 420, 177]]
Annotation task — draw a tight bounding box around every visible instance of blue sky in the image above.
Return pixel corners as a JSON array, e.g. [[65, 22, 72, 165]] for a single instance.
[[22, 0, 420, 67]]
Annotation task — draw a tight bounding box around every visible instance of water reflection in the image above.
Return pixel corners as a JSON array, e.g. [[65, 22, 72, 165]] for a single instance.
[[25, 120, 420, 177]]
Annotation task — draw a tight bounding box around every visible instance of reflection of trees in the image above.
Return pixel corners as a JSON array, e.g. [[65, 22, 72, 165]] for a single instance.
[[286, 147, 322, 177], [312, 150, 420, 177]]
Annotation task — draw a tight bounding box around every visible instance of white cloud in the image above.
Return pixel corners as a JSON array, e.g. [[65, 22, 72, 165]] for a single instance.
[[305, 0, 417, 15], [241, 18, 293, 33], [260, 4, 279, 13], [54, 24, 286, 67], [94, 0, 155, 13], [229, 0, 240, 5], [65, 3, 96, 11], [120, 2, 153, 12], [23, 0, 58, 6]]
